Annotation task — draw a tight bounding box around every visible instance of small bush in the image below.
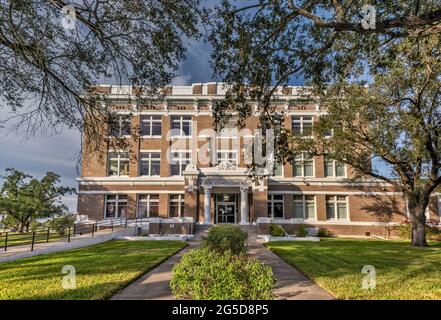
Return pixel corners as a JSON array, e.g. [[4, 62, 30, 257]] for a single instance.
[[317, 227, 332, 237], [270, 224, 286, 237], [296, 225, 308, 237], [203, 224, 248, 254], [170, 247, 275, 300]]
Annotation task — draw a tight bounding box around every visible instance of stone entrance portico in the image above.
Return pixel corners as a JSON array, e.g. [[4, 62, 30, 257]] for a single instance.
[[183, 163, 267, 225]]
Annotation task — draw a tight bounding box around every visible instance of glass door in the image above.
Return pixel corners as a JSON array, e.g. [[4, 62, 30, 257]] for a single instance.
[[215, 194, 237, 224]]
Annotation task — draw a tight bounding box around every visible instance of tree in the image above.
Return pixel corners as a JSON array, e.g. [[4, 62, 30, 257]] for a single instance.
[[210, 2, 441, 246], [0, 0, 206, 148], [0, 168, 75, 232]]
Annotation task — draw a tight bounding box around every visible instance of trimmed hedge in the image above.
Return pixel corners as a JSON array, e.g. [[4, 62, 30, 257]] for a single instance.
[[203, 224, 248, 254], [170, 247, 275, 300]]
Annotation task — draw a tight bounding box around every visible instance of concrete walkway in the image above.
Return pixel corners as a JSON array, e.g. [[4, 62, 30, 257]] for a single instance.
[[247, 237, 334, 300], [111, 236, 333, 300], [111, 241, 199, 300], [0, 228, 130, 263]]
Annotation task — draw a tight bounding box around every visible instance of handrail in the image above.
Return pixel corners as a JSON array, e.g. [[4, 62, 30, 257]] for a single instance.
[[0, 217, 128, 252]]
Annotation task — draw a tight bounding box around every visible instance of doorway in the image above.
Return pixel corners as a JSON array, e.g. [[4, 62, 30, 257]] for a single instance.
[[215, 194, 237, 224]]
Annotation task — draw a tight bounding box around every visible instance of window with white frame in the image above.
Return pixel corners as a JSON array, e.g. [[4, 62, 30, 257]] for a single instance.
[[292, 115, 313, 136], [108, 152, 129, 176], [326, 195, 348, 220], [171, 115, 192, 137], [139, 152, 160, 176], [105, 195, 128, 218], [267, 195, 284, 218], [271, 161, 283, 176], [293, 195, 315, 219], [216, 150, 238, 165], [137, 194, 159, 218], [141, 115, 162, 136], [169, 194, 185, 217], [170, 151, 191, 176], [293, 153, 314, 177], [324, 158, 346, 177], [108, 115, 131, 136]]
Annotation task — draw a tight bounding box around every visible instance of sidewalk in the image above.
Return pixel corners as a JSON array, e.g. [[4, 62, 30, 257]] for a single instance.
[[111, 236, 333, 300], [0, 228, 131, 263], [111, 241, 199, 300], [247, 237, 334, 300]]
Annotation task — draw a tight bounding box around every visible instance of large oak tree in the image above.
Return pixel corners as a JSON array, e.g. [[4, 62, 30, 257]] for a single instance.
[[0, 0, 206, 144], [210, 0, 441, 246]]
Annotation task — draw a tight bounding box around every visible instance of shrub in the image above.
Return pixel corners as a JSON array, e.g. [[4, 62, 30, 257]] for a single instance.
[[203, 224, 248, 254], [317, 227, 332, 237], [170, 247, 275, 300], [296, 225, 308, 237], [397, 222, 441, 241], [397, 223, 411, 239], [269, 224, 286, 237]]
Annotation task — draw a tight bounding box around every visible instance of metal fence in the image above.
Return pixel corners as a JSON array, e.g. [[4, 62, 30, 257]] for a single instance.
[[0, 218, 128, 252]]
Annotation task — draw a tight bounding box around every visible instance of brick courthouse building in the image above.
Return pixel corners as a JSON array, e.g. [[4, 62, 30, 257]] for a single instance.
[[76, 83, 441, 235]]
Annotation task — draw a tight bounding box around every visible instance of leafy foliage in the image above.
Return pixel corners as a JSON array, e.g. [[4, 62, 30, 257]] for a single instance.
[[397, 222, 441, 241], [269, 224, 286, 237], [203, 224, 248, 254], [317, 228, 332, 238], [0, 168, 75, 232], [170, 247, 275, 300], [296, 225, 308, 237], [0, 1, 207, 149], [210, 2, 441, 247]]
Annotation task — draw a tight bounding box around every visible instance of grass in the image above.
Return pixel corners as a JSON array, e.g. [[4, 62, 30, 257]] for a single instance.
[[265, 238, 441, 300], [0, 240, 186, 300]]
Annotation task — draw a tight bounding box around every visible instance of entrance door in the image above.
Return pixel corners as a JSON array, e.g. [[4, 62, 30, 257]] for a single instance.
[[216, 203, 236, 224]]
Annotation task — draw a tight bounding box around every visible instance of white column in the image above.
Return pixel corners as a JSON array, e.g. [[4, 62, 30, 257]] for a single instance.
[[240, 186, 249, 224], [203, 186, 212, 225]]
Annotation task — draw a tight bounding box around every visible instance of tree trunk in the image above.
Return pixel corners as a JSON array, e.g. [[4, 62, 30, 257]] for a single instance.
[[19, 222, 25, 233], [408, 202, 428, 247]]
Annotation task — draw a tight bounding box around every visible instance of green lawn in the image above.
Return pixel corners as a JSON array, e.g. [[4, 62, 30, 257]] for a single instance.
[[266, 238, 441, 300], [0, 240, 186, 300]]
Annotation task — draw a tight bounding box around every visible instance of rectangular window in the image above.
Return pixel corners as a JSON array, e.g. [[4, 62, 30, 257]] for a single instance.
[[141, 115, 162, 136], [108, 152, 129, 176], [169, 194, 185, 218], [293, 153, 314, 177], [267, 195, 284, 218], [170, 151, 191, 176], [326, 195, 348, 220], [139, 152, 160, 176], [324, 158, 346, 177], [105, 195, 128, 218], [272, 162, 283, 176], [109, 115, 131, 136], [292, 115, 313, 136], [293, 195, 316, 220], [137, 194, 159, 218], [171, 115, 192, 137], [216, 150, 238, 165]]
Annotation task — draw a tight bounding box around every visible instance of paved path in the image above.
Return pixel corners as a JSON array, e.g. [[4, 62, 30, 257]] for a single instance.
[[111, 236, 333, 300], [0, 228, 130, 263], [111, 241, 200, 300], [247, 237, 334, 300]]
